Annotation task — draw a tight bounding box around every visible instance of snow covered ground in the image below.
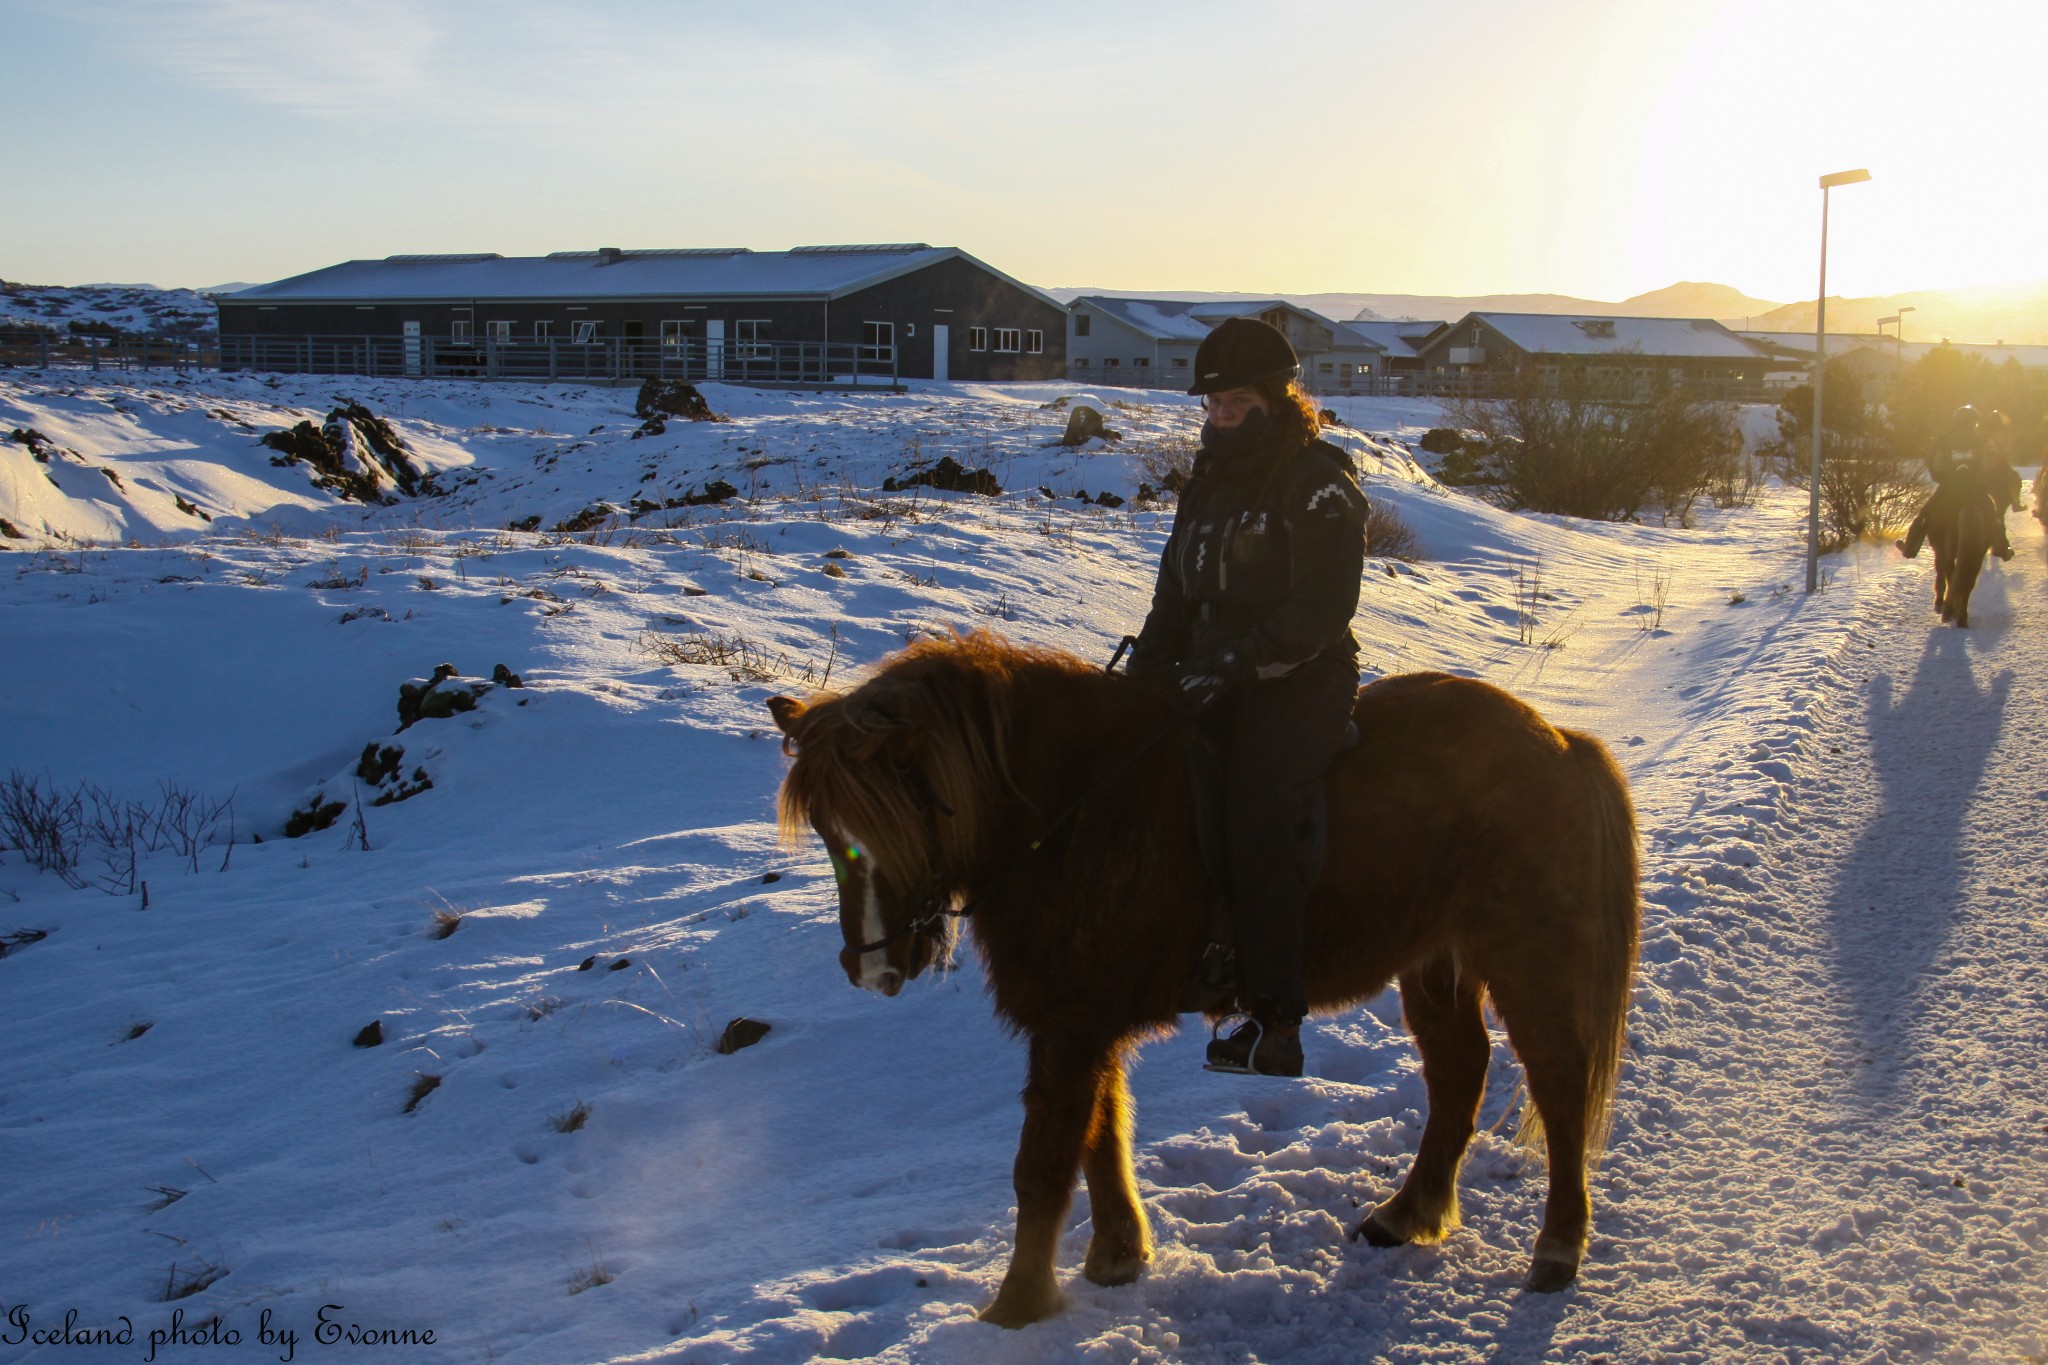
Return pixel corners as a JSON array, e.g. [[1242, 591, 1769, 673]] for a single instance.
[[2, 369, 2042, 1363]]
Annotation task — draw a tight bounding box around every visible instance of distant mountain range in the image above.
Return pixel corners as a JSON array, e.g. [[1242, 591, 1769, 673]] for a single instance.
[[1046, 279, 2048, 346]]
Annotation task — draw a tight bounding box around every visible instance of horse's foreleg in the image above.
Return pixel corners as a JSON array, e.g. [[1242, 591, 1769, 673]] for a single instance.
[[1080, 1052, 1152, 1287], [981, 1035, 1106, 1329], [1357, 959, 1488, 1248]]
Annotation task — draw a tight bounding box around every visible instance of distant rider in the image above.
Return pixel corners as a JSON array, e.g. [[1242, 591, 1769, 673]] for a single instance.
[[1896, 405, 2016, 562]]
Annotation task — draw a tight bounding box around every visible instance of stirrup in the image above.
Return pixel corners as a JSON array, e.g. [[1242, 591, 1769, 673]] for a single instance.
[[1202, 1012, 1257, 1074]]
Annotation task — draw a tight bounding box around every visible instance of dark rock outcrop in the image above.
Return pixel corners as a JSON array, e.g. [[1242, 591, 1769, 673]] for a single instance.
[[261, 402, 432, 504], [883, 456, 1002, 497]]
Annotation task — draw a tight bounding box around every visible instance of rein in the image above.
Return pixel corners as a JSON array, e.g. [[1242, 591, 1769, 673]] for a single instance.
[[846, 637, 1174, 956]]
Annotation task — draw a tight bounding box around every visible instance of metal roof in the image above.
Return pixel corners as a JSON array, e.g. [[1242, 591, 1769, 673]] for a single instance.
[[1342, 320, 1447, 356], [1074, 295, 1213, 342], [228, 245, 1057, 307], [1458, 313, 1765, 359], [1736, 331, 1882, 360], [1071, 295, 1384, 353]]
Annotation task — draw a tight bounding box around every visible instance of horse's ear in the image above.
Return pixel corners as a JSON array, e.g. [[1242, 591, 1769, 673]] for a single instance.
[[767, 695, 805, 734]]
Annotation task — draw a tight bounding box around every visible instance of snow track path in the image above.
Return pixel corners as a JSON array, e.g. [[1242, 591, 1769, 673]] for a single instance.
[[1587, 515, 2048, 1363]]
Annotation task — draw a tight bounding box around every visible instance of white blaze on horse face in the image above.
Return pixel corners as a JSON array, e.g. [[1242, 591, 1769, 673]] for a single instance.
[[841, 835, 896, 994]]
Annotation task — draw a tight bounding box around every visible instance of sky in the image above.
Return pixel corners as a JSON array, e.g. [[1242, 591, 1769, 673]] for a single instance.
[[7, 0, 2046, 303]]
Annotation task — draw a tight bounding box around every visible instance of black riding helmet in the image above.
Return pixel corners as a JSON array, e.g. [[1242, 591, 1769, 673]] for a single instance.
[[1187, 317, 1300, 396]]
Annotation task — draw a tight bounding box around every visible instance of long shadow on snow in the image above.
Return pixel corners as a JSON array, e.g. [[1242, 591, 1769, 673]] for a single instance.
[[1821, 623, 2011, 1107]]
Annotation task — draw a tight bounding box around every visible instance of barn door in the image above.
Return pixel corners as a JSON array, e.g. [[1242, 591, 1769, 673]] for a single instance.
[[704, 319, 724, 381], [403, 320, 421, 376], [931, 324, 949, 382]]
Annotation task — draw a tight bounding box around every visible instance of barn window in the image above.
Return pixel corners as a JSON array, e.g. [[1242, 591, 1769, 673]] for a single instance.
[[534, 321, 554, 341], [487, 321, 512, 342], [969, 327, 988, 351], [735, 319, 770, 358], [1073, 357, 1090, 368], [1025, 329, 1043, 354], [1172, 357, 1189, 369], [1075, 315, 1091, 337], [660, 320, 689, 352], [1102, 357, 1120, 369], [1133, 356, 1150, 368], [450, 319, 473, 342], [994, 328, 1020, 353], [572, 320, 599, 343], [861, 321, 895, 361]]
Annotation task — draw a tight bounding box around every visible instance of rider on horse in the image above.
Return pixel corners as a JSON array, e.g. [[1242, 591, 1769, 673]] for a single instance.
[[1897, 405, 2017, 562], [1127, 317, 1369, 1077]]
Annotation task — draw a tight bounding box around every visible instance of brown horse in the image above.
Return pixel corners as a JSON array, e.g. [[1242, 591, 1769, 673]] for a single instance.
[[1929, 494, 1997, 628], [768, 632, 1639, 1328]]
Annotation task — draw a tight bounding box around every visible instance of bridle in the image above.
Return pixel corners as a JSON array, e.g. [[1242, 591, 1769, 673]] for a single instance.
[[840, 635, 1176, 958]]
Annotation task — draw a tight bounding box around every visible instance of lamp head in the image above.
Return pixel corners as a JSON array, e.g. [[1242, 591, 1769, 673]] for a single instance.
[[1819, 168, 1872, 189]]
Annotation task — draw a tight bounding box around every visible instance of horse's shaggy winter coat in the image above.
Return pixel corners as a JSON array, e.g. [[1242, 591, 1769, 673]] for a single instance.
[[771, 632, 1640, 1328]]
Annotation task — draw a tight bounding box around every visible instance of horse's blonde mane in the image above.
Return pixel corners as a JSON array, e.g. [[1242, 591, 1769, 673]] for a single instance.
[[776, 632, 1096, 879]]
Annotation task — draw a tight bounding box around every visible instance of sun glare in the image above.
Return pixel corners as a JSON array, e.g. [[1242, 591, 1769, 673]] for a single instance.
[[1625, 0, 2048, 301]]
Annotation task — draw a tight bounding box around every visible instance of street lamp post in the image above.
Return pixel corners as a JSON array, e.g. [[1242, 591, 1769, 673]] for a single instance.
[[1896, 303, 1916, 373], [1806, 167, 1873, 594]]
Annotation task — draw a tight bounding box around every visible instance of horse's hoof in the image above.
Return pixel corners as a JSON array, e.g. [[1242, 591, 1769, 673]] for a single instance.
[[1524, 1253, 1580, 1293], [1351, 1212, 1409, 1247], [979, 1280, 1066, 1329], [1082, 1244, 1150, 1287]]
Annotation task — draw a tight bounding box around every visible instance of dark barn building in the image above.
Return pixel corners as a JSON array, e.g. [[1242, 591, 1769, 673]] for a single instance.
[[217, 244, 1066, 385]]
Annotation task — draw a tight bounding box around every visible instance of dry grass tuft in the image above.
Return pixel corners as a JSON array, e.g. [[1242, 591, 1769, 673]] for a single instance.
[[550, 1100, 591, 1134], [162, 1258, 228, 1301], [430, 908, 462, 940], [404, 1073, 443, 1113]]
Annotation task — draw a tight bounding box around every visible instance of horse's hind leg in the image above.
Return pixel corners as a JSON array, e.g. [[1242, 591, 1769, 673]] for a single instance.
[[982, 1033, 1111, 1328], [1486, 982, 1599, 1292], [1080, 1052, 1152, 1287], [1356, 957, 1488, 1248]]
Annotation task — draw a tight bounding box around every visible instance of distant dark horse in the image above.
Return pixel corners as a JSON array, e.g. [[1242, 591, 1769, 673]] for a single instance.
[[769, 632, 1639, 1328], [1986, 455, 2024, 516], [1929, 493, 1998, 628]]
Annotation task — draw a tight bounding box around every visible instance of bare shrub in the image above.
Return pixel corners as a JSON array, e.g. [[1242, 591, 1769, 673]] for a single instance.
[[1366, 500, 1425, 561], [1449, 373, 1740, 524], [1128, 431, 1197, 491], [0, 771, 85, 883], [1763, 375, 1927, 547]]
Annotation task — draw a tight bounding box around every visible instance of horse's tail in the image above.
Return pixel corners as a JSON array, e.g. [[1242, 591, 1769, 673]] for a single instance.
[[1564, 731, 1640, 1160]]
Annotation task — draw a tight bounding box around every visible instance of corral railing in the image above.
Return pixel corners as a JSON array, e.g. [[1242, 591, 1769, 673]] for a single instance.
[[214, 335, 901, 388], [1, 333, 218, 372], [1066, 363, 1796, 406]]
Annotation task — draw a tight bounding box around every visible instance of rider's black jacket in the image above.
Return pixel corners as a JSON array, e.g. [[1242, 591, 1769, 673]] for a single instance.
[[1129, 415, 1369, 681]]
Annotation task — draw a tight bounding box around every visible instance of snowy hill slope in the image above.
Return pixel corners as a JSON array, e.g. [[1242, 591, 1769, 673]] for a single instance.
[[2, 371, 2041, 1362], [0, 280, 221, 337]]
